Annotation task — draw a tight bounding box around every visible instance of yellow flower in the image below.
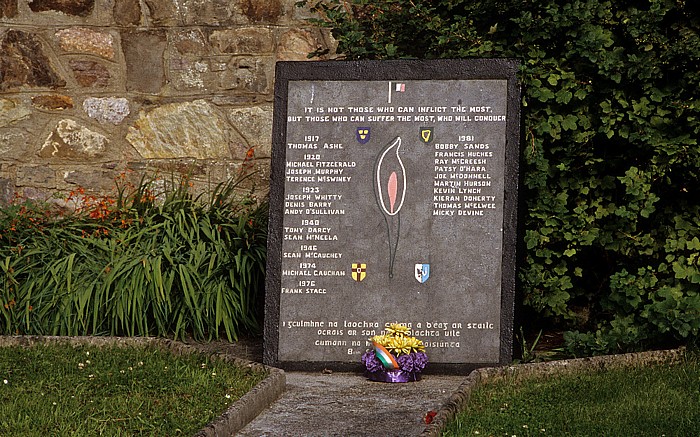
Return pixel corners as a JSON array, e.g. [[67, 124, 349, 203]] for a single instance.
[[370, 334, 390, 347], [385, 336, 426, 355], [404, 336, 426, 353], [385, 336, 412, 356], [371, 323, 426, 354]]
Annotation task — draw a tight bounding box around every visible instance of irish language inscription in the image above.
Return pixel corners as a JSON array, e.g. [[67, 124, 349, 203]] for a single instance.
[[277, 79, 509, 364]]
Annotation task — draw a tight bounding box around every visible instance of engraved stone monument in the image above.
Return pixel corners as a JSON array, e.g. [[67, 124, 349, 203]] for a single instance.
[[264, 60, 520, 372]]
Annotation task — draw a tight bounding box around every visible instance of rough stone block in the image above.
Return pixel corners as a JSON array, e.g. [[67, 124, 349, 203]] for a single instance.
[[122, 30, 166, 94], [276, 28, 322, 61], [227, 105, 273, 158], [169, 58, 209, 91], [55, 27, 115, 60], [1, 0, 18, 18], [220, 56, 272, 94], [207, 160, 269, 193], [172, 28, 209, 55], [143, 0, 177, 26], [0, 177, 14, 204], [0, 98, 31, 127], [178, 0, 234, 26], [40, 119, 108, 159], [17, 165, 55, 187], [126, 100, 236, 160], [211, 95, 266, 106], [28, 0, 94, 16], [0, 131, 26, 156], [83, 97, 130, 125], [21, 186, 55, 201], [68, 59, 111, 87], [242, 0, 282, 23], [210, 28, 274, 55], [63, 169, 117, 191], [113, 0, 141, 26], [141, 158, 208, 177], [0, 30, 66, 91], [31, 94, 75, 111], [288, 0, 320, 23], [144, 0, 243, 26]]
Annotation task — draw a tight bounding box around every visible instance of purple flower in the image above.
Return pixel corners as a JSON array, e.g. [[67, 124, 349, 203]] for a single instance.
[[396, 354, 415, 372], [412, 352, 428, 372], [361, 350, 383, 373]]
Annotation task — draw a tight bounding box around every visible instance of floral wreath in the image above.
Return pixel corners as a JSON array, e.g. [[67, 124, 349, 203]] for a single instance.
[[361, 323, 428, 376]]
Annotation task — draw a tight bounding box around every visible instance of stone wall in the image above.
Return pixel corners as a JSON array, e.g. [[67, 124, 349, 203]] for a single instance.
[[0, 0, 333, 203]]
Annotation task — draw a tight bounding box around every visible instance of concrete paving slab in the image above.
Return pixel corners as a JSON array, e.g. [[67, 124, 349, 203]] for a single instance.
[[237, 371, 465, 437]]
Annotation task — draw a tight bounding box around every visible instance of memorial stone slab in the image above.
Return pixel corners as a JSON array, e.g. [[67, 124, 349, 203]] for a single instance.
[[265, 59, 520, 372]]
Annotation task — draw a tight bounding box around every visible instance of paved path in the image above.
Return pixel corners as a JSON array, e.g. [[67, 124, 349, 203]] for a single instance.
[[237, 371, 465, 436], [184, 337, 467, 436]]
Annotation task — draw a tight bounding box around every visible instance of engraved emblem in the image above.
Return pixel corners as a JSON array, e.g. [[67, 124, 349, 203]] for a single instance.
[[356, 127, 370, 144], [352, 263, 367, 282], [415, 263, 430, 283], [420, 127, 433, 143], [374, 137, 406, 278]]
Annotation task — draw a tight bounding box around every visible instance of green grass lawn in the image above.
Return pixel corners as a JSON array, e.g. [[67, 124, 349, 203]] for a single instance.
[[443, 352, 700, 437], [0, 342, 267, 436]]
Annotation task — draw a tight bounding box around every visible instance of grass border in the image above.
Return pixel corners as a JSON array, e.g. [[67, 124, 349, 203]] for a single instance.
[[420, 347, 687, 436], [0, 335, 286, 436]]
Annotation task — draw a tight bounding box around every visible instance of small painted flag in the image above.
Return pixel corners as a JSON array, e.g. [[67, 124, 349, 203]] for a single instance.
[[395, 83, 405, 92], [352, 263, 367, 282], [372, 341, 399, 369]]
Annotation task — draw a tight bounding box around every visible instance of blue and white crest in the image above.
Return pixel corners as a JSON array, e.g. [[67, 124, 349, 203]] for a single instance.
[[415, 263, 430, 283]]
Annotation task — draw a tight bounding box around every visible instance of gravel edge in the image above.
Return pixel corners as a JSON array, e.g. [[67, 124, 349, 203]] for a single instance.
[[0, 336, 285, 437], [420, 347, 687, 436]]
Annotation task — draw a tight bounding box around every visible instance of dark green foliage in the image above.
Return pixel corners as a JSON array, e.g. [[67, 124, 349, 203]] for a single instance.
[[300, 0, 700, 354], [0, 176, 268, 341]]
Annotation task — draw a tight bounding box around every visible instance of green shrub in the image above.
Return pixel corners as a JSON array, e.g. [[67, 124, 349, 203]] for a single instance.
[[0, 175, 268, 341], [300, 0, 700, 354]]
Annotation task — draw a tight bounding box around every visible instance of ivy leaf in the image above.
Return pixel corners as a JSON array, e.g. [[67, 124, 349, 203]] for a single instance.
[[536, 87, 556, 102], [687, 237, 700, 250], [556, 89, 573, 104], [561, 115, 578, 130]]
